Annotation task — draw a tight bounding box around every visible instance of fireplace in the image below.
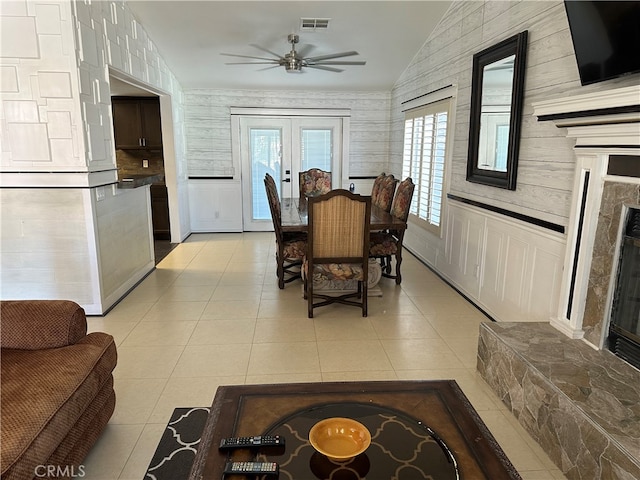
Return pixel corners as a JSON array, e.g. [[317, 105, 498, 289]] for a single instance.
[[608, 207, 640, 369], [531, 84, 640, 357]]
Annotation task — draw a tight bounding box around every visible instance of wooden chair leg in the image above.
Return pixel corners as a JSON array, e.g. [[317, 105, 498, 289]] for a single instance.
[[394, 251, 403, 285]]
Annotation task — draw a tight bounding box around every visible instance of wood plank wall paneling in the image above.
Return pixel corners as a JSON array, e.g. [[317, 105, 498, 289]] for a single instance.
[[183, 90, 391, 178], [391, 0, 639, 228]]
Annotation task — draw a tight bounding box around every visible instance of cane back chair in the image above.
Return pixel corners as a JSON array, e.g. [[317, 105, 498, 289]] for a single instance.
[[304, 189, 371, 318]]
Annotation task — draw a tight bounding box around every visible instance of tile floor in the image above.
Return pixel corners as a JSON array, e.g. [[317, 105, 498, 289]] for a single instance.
[[83, 232, 567, 480]]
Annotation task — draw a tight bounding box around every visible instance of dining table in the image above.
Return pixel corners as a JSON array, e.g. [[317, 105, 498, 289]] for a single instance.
[[280, 196, 407, 233], [279, 195, 407, 295]]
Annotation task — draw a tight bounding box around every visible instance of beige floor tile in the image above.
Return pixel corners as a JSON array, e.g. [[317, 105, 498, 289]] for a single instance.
[[116, 423, 166, 480], [313, 316, 378, 341], [245, 373, 323, 384], [257, 298, 307, 318], [247, 342, 321, 375], [74, 233, 569, 479], [81, 424, 144, 480], [322, 370, 398, 382], [121, 321, 197, 347], [253, 318, 316, 343], [317, 339, 393, 372], [141, 301, 207, 321], [101, 301, 154, 322], [381, 338, 465, 370], [172, 344, 251, 377], [160, 285, 215, 302], [87, 319, 138, 346], [148, 376, 244, 424], [110, 378, 167, 424], [210, 284, 263, 301], [114, 345, 184, 379], [370, 314, 441, 339], [172, 270, 222, 286], [201, 299, 261, 319], [188, 319, 256, 345]]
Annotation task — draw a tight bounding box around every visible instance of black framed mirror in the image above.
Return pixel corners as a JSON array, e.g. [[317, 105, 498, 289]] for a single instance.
[[466, 31, 528, 190]]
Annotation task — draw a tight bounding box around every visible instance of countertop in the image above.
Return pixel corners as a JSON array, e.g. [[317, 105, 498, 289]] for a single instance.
[[117, 173, 164, 189]]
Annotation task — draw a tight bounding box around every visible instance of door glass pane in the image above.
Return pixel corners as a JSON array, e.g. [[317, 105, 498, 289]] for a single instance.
[[251, 128, 281, 221], [301, 129, 332, 171]]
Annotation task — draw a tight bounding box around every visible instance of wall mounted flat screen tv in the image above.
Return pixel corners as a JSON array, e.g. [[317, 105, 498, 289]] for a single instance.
[[564, 1, 640, 85]]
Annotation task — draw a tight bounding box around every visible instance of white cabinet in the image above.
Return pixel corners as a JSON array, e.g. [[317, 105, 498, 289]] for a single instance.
[[188, 180, 242, 232]]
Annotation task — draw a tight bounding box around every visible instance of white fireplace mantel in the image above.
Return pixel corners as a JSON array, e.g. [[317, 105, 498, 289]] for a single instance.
[[532, 85, 640, 346]]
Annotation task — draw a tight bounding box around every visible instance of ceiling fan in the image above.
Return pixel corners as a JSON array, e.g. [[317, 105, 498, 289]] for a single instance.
[[221, 34, 366, 73]]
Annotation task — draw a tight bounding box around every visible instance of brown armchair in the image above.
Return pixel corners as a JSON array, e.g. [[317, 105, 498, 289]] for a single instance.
[[265, 174, 307, 289], [369, 177, 415, 284], [1, 300, 117, 480], [299, 168, 332, 198], [304, 189, 371, 318]]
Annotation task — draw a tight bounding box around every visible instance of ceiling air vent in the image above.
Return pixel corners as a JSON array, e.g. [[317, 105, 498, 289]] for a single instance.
[[300, 18, 330, 31]]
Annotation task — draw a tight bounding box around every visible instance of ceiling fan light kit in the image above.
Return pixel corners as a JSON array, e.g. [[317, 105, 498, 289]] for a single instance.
[[222, 33, 366, 74]]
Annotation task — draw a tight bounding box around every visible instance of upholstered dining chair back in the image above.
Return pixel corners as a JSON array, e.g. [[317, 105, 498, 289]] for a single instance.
[[371, 173, 386, 204], [299, 168, 332, 198], [390, 177, 416, 223], [374, 174, 398, 213], [264, 173, 307, 289], [264, 173, 282, 234], [306, 189, 371, 317]]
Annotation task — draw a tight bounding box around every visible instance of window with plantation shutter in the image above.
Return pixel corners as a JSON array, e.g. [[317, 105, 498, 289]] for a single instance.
[[402, 98, 451, 235]]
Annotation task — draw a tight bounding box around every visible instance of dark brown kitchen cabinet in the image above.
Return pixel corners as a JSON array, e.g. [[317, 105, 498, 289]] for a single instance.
[[112, 97, 163, 149]]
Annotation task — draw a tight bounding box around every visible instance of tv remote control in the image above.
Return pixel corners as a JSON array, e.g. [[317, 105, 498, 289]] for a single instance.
[[223, 461, 278, 476], [219, 435, 284, 449]]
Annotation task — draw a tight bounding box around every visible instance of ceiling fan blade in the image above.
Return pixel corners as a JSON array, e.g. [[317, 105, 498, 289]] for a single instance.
[[306, 65, 343, 73], [309, 61, 367, 66], [305, 51, 360, 62], [220, 53, 281, 62], [224, 61, 280, 65], [249, 44, 284, 59]]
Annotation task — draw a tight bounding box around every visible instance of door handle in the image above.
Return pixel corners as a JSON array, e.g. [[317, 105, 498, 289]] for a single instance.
[[282, 178, 291, 183]]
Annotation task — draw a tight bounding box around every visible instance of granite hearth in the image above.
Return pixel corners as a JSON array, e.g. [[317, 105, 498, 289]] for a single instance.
[[478, 322, 640, 480]]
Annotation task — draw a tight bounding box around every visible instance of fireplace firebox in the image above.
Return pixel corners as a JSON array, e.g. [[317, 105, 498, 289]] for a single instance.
[[608, 207, 640, 370]]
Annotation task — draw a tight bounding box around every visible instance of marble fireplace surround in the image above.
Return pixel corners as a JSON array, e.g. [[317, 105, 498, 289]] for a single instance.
[[478, 85, 640, 480]]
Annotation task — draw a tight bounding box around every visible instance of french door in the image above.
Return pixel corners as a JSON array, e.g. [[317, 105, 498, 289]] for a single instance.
[[240, 116, 342, 231]]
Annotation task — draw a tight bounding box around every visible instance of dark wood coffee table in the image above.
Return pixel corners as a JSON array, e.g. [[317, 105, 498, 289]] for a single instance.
[[188, 380, 521, 480]]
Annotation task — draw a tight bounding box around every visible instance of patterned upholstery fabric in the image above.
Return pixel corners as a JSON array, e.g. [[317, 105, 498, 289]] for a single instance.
[[304, 261, 365, 281], [371, 173, 386, 204], [375, 175, 398, 213], [390, 178, 415, 222], [282, 235, 307, 259], [299, 169, 331, 197], [369, 232, 398, 256]]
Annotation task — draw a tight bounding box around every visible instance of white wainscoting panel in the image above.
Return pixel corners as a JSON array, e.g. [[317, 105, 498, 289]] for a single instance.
[[189, 180, 243, 232], [415, 201, 566, 323]]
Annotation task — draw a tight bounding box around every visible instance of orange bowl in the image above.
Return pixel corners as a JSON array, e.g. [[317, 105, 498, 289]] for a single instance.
[[309, 417, 371, 461]]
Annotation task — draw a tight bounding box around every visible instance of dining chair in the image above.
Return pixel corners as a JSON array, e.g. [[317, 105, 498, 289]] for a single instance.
[[371, 172, 386, 204], [369, 177, 415, 285], [304, 189, 372, 318], [299, 168, 332, 198], [373, 174, 398, 213], [264, 174, 307, 289]]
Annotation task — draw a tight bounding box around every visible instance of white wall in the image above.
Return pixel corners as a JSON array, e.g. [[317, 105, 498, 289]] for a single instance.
[[183, 89, 391, 178], [0, 1, 187, 313], [390, 1, 639, 323]]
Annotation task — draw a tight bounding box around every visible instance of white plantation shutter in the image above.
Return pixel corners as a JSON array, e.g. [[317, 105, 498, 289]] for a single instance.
[[402, 98, 450, 234]]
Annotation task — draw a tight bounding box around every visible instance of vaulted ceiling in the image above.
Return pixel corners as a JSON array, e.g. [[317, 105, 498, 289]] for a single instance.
[[116, 1, 452, 93]]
